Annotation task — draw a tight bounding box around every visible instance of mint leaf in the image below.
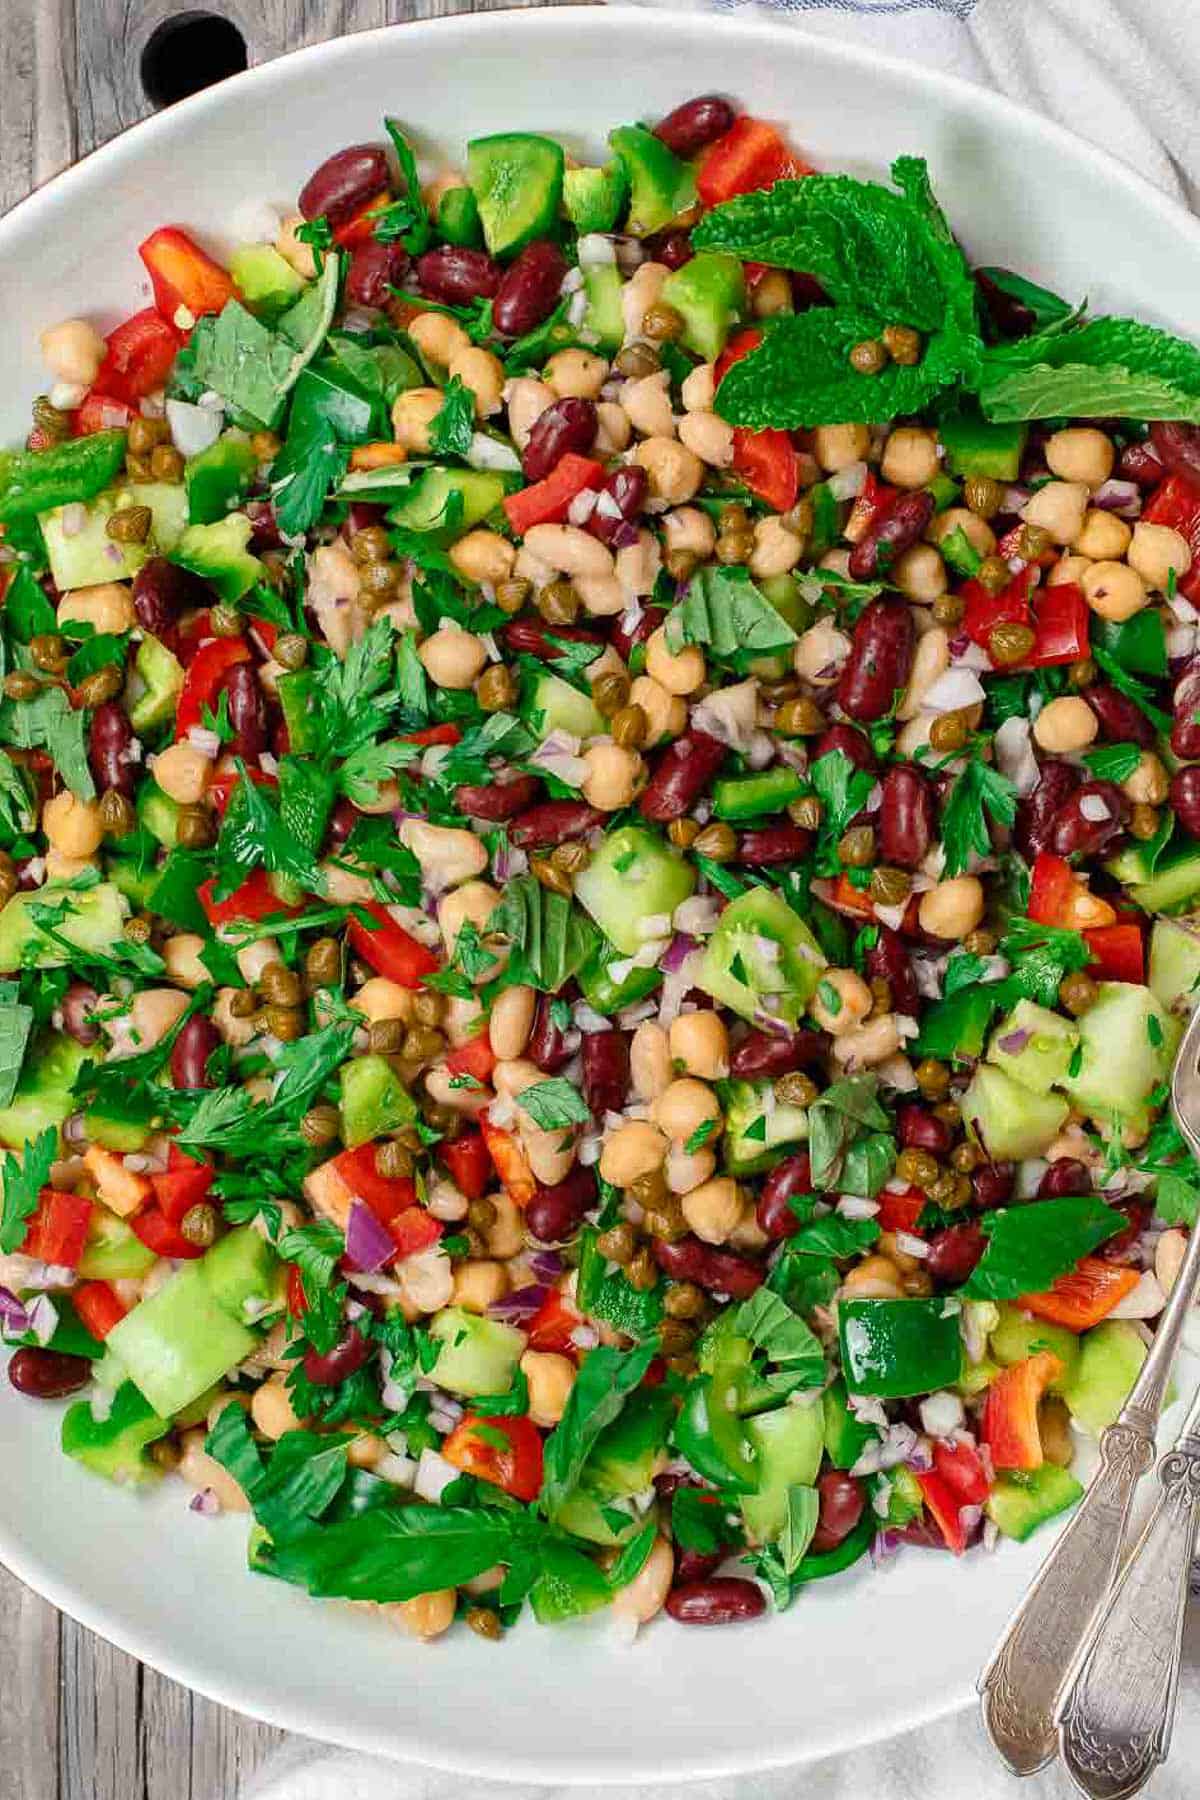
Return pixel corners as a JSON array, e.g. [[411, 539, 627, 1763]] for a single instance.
[[978, 315, 1200, 423], [962, 1196, 1127, 1299], [941, 756, 1018, 879], [486, 876, 597, 994], [731, 1288, 825, 1388], [672, 1487, 736, 1555], [265, 1505, 543, 1604]]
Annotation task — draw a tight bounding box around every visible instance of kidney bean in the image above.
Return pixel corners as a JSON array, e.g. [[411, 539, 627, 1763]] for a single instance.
[[836, 599, 915, 723], [896, 1515, 958, 1551], [1172, 658, 1200, 761], [865, 927, 918, 1016], [897, 1104, 951, 1156], [610, 603, 665, 662], [8, 1346, 90, 1399], [62, 981, 100, 1046], [415, 245, 503, 305], [814, 722, 874, 772], [974, 269, 1039, 340], [649, 230, 693, 271], [587, 466, 649, 548], [1083, 683, 1154, 748], [756, 1152, 813, 1240], [729, 1027, 828, 1082], [582, 1029, 630, 1117], [171, 1014, 220, 1090], [1150, 421, 1200, 480], [1048, 780, 1129, 858], [326, 798, 358, 847], [501, 619, 602, 660], [879, 766, 932, 870], [1098, 1200, 1150, 1263], [1119, 441, 1165, 486], [220, 661, 266, 762], [510, 801, 606, 849], [972, 1161, 1014, 1210], [525, 1166, 597, 1244], [639, 729, 727, 823], [87, 702, 134, 798], [133, 557, 209, 639], [299, 144, 390, 227], [653, 1235, 764, 1298], [924, 1221, 986, 1286], [304, 1325, 372, 1388], [653, 95, 736, 158], [653, 1470, 697, 1502], [493, 241, 568, 338], [1014, 760, 1080, 859], [1037, 1157, 1092, 1199], [674, 1550, 723, 1585], [527, 994, 573, 1073], [734, 824, 812, 865], [847, 492, 935, 583], [245, 499, 283, 553], [810, 1471, 866, 1554], [522, 397, 598, 483], [455, 776, 541, 822], [1171, 765, 1200, 839], [666, 1578, 766, 1626], [346, 237, 408, 309]]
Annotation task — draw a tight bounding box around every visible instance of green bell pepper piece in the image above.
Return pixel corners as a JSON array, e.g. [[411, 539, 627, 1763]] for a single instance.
[[792, 1512, 874, 1583], [0, 430, 128, 523], [913, 986, 998, 1062], [838, 1298, 963, 1399], [577, 943, 662, 1016], [711, 767, 806, 823], [674, 1340, 759, 1492], [61, 1379, 170, 1485]]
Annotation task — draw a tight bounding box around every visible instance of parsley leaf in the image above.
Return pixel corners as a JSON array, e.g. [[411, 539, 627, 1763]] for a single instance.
[[278, 1220, 346, 1301], [962, 1196, 1127, 1299], [428, 375, 475, 459], [669, 565, 798, 666], [0, 985, 34, 1109], [809, 749, 874, 878], [271, 359, 376, 537], [1083, 743, 1144, 785], [517, 1078, 591, 1131], [0, 686, 94, 798], [941, 756, 1017, 879], [0, 1127, 57, 1253], [381, 120, 433, 256], [213, 762, 323, 899]]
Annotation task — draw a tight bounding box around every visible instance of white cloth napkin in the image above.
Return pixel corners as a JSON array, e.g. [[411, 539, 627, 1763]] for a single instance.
[[243, 2, 1200, 1792]]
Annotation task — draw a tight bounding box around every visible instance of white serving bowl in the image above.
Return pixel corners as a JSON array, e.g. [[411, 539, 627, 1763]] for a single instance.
[[1, 9, 1197, 1782]]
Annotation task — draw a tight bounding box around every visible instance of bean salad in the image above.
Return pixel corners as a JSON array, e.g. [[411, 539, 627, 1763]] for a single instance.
[[2, 94, 1200, 1640]]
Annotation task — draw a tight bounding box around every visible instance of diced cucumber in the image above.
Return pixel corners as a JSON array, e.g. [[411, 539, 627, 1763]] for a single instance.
[[229, 243, 306, 320], [563, 164, 628, 235], [660, 253, 745, 362], [467, 133, 565, 258], [939, 408, 1028, 482], [741, 1399, 823, 1545], [986, 1463, 1082, 1541], [40, 481, 189, 590], [169, 512, 264, 605], [696, 887, 825, 1028], [986, 999, 1078, 1095], [583, 266, 625, 352], [0, 881, 128, 975], [0, 1030, 94, 1149], [204, 1226, 282, 1324], [106, 1262, 257, 1418], [1059, 981, 1178, 1128], [78, 1210, 157, 1281], [1061, 1319, 1147, 1436], [61, 1381, 169, 1487], [138, 781, 180, 849], [128, 633, 184, 734], [528, 669, 605, 742], [555, 1491, 644, 1547], [339, 1053, 417, 1148], [1148, 917, 1200, 1016], [723, 1078, 808, 1175], [1125, 845, 1200, 914], [988, 1306, 1080, 1391], [437, 186, 483, 248], [609, 125, 697, 237], [573, 824, 696, 955], [960, 1063, 1068, 1160], [428, 1306, 526, 1397], [387, 467, 508, 542]]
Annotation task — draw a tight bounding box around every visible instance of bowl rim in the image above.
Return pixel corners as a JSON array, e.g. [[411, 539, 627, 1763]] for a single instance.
[[3, 7, 1200, 1780]]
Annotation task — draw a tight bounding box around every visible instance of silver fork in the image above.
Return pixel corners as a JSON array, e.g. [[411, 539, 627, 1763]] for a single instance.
[[978, 1002, 1200, 1776]]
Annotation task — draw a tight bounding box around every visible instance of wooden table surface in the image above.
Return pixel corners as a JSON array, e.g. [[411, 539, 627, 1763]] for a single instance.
[[0, 4, 579, 1796]]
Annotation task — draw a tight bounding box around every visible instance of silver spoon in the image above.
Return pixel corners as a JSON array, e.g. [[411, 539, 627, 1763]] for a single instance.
[[978, 1002, 1200, 1776]]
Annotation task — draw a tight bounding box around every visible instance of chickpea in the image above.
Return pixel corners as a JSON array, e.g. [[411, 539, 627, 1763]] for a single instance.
[[632, 436, 704, 507], [177, 1429, 249, 1512], [151, 742, 211, 805], [275, 213, 317, 279], [581, 743, 643, 811], [485, 1188, 523, 1260], [612, 1535, 674, 1626], [1045, 427, 1114, 489], [677, 410, 734, 467], [812, 423, 870, 473], [449, 345, 505, 419], [1128, 520, 1192, 591], [599, 1119, 669, 1187], [882, 427, 940, 490], [251, 1374, 303, 1440], [524, 523, 615, 581], [645, 625, 706, 696], [488, 985, 534, 1061], [681, 1176, 742, 1245], [522, 1122, 578, 1187], [505, 376, 555, 450], [665, 1144, 718, 1195], [805, 967, 871, 1036], [442, 994, 486, 1048], [162, 933, 209, 989], [1081, 559, 1148, 623], [615, 530, 661, 599], [1048, 553, 1093, 587], [896, 625, 950, 720], [418, 623, 488, 689], [57, 581, 135, 635], [928, 507, 996, 559], [748, 515, 803, 579], [593, 401, 632, 455], [351, 978, 414, 1026], [450, 529, 515, 586], [424, 1063, 491, 1115], [390, 1589, 457, 1641], [621, 260, 669, 338], [1033, 695, 1099, 753], [1022, 480, 1089, 546], [575, 572, 627, 617], [793, 618, 850, 686], [751, 270, 793, 317], [403, 822, 490, 893], [892, 543, 947, 604], [42, 790, 103, 858], [621, 371, 676, 439], [662, 505, 716, 562], [840, 1255, 905, 1300], [40, 319, 106, 387], [452, 1259, 509, 1314], [831, 1013, 903, 1068], [1073, 509, 1131, 561], [918, 875, 985, 941], [1123, 751, 1170, 808], [668, 1011, 729, 1080], [654, 1077, 721, 1142], [629, 675, 686, 745], [437, 878, 501, 956], [409, 310, 472, 368], [520, 1350, 576, 1427], [680, 362, 717, 413], [544, 348, 608, 400], [392, 388, 445, 454], [630, 1021, 672, 1102]]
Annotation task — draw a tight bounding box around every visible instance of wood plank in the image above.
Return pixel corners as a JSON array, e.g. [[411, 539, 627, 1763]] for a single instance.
[[0, 1572, 59, 1800]]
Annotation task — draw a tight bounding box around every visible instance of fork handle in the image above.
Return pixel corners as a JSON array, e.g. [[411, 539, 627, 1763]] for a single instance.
[[1056, 1428, 1200, 1800]]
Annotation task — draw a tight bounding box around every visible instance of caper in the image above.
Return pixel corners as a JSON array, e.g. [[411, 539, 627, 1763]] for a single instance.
[[614, 342, 661, 379], [304, 937, 342, 989], [848, 338, 889, 375], [149, 444, 185, 484], [1068, 656, 1098, 689], [180, 1202, 217, 1248], [404, 1026, 446, 1063], [658, 1319, 696, 1355], [105, 504, 152, 545], [467, 1196, 498, 1233], [838, 824, 876, 868], [274, 633, 309, 671], [537, 580, 579, 626], [692, 822, 737, 862], [929, 709, 972, 754], [531, 856, 574, 897], [896, 1147, 940, 1189], [931, 593, 966, 628], [774, 1071, 818, 1107], [411, 990, 444, 1028], [265, 1005, 305, 1042], [1129, 803, 1162, 841], [869, 977, 893, 1015], [476, 664, 518, 713], [98, 789, 136, 836], [974, 554, 1012, 596], [774, 697, 826, 736], [788, 794, 823, 831], [663, 1280, 706, 1320], [208, 604, 243, 638], [590, 671, 631, 718], [494, 577, 532, 615], [987, 621, 1037, 667], [465, 1605, 503, 1642], [351, 525, 393, 565], [1017, 523, 1053, 562], [963, 477, 1004, 519], [950, 1142, 981, 1173], [668, 818, 699, 850], [869, 865, 911, 907], [28, 633, 68, 674], [641, 302, 685, 342], [914, 1057, 950, 1099], [550, 840, 590, 875], [596, 1223, 636, 1265], [881, 324, 921, 366], [962, 928, 996, 956], [368, 1017, 407, 1055], [626, 1247, 659, 1292], [175, 804, 214, 849], [1059, 970, 1098, 1016], [374, 1138, 413, 1179], [611, 703, 648, 750], [259, 962, 303, 1007], [77, 666, 124, 707], [300, 1104, 341, 1148], [715, 531, 754, 566], [2, 672, 42, 702]]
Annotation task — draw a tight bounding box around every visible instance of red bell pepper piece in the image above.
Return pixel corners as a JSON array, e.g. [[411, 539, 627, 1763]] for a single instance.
[[92, 308, 181, 403], [982, 1351, 1064, 1471], [347, 903, 440, 989], [286, 1264, 309, 1319], [73, 1280, 129, 1341], [1020, 1257, 1140, 1332], [931, 1437, 991, 1506], [697, 116, 806, 207], [526, 1289, 584, 1357], [1084, 922, 1144, 984], [333, 1144, 417, 1224], [1142, 471, 1200, 604], [1027, 852, 1076, 927], [875, 1186, 926, 1236], [1029, 582, 1090, 667], [439, 1130, 492, 1202], [913, 1469, 970, 1554], [388, 1208, 444, 1260], [844, 471, 895, 542], [150, 1146, 214, 1225], [714, 327, 762, 389], [480, 1115, 537, 1208], [334, 190, 392, 248], [130, 1204, 206, 1260], [199, 868, 304, 926], [20, 1191, 92, 1270], [829, 873, 877, 920], [732, 428, 799, 513], [139, 227, 234, 325], [175, 637, 252, 739], [72, 390, 134, 436], [402, 723, 463, 747], [503, 454, 605, 536], [961, 565, 1034, 651], [442, 1413, 544, 1503], [207, 767, 278, 818], [444, 1031, 497, 1087]]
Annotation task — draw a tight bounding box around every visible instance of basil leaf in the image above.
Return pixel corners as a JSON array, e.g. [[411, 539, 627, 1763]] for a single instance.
[[0, 988, 34, 1109], [962, 1196, 1127, 1300], [540, 1340, 659, 1520]]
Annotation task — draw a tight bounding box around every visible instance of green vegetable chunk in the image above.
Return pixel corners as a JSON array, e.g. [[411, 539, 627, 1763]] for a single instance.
[[837, 1298, 963, 1398]]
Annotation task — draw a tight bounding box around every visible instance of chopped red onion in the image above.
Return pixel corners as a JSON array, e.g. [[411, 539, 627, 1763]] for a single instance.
[[871, 1528, 904, 1566], [528, 1250, 564, 1282], [661, 932, 698, 975], [1092, 478, 1142, 516], [26, 1294, 58, 1346], [487, 1283, 550, 1324], [413, 1448, 460, 1502], [837, 1196, 880, 1221], [345, 1200, 396, 1274], [922, 668, 986, 713], [997, 1027, 1031, 1056], [0, 1287, 30, 1335], [189, 1488, 221, 1517], [567, 487, 600, 526], [610, 519, 641, 551]]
